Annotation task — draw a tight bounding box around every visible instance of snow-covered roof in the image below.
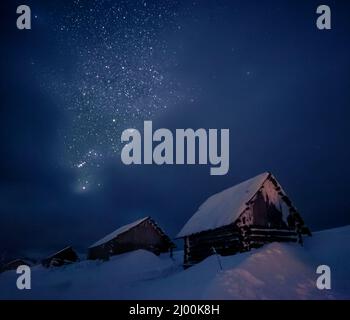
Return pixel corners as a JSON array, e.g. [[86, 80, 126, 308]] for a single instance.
[[89, 217, 150, 248], [4, 258, 33, 266], [177, 172, 271, 238], [44, 246, 76, 260]]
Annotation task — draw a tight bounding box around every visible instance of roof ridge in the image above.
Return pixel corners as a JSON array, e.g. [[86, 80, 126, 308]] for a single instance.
[[89, 216, 150, 248], [177, 172, 272, 238]]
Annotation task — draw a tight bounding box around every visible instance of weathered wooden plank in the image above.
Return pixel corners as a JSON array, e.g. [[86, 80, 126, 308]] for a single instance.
[[250, 229, 297, 237], [250, 235, 298, 243], [189, 232, 240, 243], [189, 235, 240, 247]]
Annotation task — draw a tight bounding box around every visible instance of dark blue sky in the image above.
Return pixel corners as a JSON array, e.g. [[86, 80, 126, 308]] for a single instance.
[[1, 0, 350, 258]]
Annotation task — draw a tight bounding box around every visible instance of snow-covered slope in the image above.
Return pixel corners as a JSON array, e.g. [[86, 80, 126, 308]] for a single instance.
[[1, 226, 349, 300]]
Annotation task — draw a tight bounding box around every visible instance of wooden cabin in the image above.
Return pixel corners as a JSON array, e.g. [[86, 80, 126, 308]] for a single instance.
[[42, 246, 79, 268], [177, 172, 311, 268], [0, 259, 33, 273], [87, 217, 175, 260]]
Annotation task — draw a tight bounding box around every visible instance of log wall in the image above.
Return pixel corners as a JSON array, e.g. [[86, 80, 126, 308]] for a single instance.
[[184, 225, 298, 267]]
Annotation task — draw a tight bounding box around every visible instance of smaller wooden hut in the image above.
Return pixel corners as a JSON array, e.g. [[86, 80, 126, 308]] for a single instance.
[[42, 246, 79, 268], [88, 217, 175, 260]]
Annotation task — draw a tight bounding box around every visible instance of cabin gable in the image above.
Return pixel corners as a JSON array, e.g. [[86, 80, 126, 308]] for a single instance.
[[108, 219, 171, 255], [236, 178, 291, 230], [88, 217, 175, 260], [42, 246, 79, 268]]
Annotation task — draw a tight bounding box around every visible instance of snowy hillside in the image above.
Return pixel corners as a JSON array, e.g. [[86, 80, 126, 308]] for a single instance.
[[0, 226, 349, 300]]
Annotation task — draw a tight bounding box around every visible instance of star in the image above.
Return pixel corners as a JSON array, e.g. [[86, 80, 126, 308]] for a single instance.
[[40, 0, 197, 191]]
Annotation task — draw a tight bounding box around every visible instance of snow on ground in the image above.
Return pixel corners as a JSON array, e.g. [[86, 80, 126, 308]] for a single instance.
[[0, 226, 349, 300]]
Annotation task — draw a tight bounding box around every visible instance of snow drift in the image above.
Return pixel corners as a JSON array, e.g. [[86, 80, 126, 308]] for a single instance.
[[0, 226, 349, 300]]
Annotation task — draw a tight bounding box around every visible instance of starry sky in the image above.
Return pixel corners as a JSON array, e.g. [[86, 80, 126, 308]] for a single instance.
[[1, 0, 350, 259]]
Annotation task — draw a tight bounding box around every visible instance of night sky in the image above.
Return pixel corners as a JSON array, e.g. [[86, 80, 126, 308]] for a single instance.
[[1, 0, 350, 259]]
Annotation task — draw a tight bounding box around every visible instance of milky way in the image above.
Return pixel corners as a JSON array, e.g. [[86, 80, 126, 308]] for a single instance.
[[41, 0, 197, 192]]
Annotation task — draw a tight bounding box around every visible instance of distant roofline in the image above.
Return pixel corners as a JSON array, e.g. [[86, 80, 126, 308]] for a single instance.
[[3, 258, 32, 265], [44, 246, 74, 260]]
